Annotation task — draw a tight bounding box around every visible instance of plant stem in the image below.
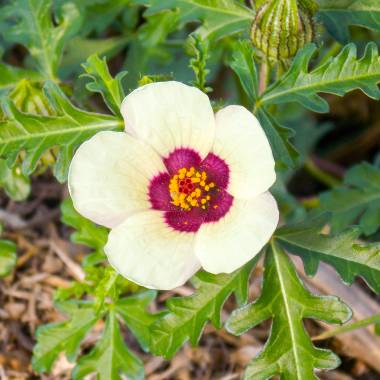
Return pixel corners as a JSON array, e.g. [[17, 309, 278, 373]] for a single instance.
[[259, 60, 269, 94], [313, 313, 380, 341], [304, 158, 341, 188]]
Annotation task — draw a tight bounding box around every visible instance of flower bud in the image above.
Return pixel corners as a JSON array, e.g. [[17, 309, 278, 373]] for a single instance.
[[251, 0, 316, 61]]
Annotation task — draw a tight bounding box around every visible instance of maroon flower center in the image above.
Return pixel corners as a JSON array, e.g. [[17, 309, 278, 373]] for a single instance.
[[149, 148, 233, 232]]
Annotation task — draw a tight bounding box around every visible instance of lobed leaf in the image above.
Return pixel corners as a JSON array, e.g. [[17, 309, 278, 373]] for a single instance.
[[318, 163, 380, 236], [72, 310, 144, 380], [0, 82, 123, 182], [0, 0, 82, 79], [32, 302, 99, 373], [276, 217, 380, 293], [136, 0, 254, 41], [116, 290, 164, 352], [148, 258, 257, 358], [82, 54, 127, 115], [259, 43, 380, 113], [318, 0, 380, 42], [227, 243, 351, 380]]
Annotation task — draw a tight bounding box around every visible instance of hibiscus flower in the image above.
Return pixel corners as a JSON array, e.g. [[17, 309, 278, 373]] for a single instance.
[[68, 81, 279, 290]]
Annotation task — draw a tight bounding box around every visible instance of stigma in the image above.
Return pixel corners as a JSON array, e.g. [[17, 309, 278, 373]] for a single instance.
[[168, 167, 215, 210]]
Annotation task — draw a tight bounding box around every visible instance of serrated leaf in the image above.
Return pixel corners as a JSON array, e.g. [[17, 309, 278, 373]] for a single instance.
[[116, 290, 163, 351], [149, 258, 257, 358], [136, 0, 254, 41], [318, 0, 380, 42], [275, 217, 380, 293], [32, 302, 99, 373], [0, 81, 123, 180], [318, 163, 380, 236], [0, 0, 82, 79], [72, 310, 144, 380], [0, 231, 17, 277], [259, 43, 380, 113], [61, 198, 108, 266], [227, 243, 351, 380], [82, 54, 127, 115]]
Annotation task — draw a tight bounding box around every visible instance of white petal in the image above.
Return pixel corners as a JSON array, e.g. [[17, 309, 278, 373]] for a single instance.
[[104, 210, 201, 290], [195, 192, 279, 274], [121, 81, 215, 159], [213, 105, 276, 199], [68, 131, 166, 228]]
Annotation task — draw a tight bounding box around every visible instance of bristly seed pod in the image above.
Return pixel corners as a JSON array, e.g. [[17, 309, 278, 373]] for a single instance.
[[251, 0, 317, 61]]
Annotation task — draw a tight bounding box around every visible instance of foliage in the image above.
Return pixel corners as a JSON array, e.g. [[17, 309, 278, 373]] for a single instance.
[[318, 0, 380, 42], [2, 0, 380, 378], [318, 163, 380, 236], [227, 243, 351, 379], [259, 43, 380, 113], [276, 217, 380, 293], [148, 258, 257, 358], [0, 82, 123, 182], [32, 198, 158, 379], [0, 0, 82, 79], [136, 0, 254, 41], [82, 55, 127, 115]]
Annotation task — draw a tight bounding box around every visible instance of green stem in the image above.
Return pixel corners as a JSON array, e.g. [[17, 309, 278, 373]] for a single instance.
[[304, 158, 340, 188], [313, 313, 380, 341]]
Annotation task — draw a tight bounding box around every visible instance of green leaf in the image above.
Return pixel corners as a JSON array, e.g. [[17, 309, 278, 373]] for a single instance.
[[318, 163, 380, 236], [227, 243, 351, 380], [256, 108, 298, 169], [72, 310, 144, 380], [82, 54, 127, 115], [189, 34, 212, 93], [136, 0, 254, 41], [318, 0, 380, 42], [1, 0, 82, 79], [0, 62, 43, 94], [9, 80, 55, 116], [123, 9, 179, 89], [32, 302, 99, 373], [149, 258, 257, 358], [61, 198, 108, 266], [116, 290, 163, 351], [275, 217, 380, 293], [229, 41, 298, 169], [0, 228, 17, 277], [259, 43, 380, 113], [0, 159, 30, 201], [0, 81, 123, 181], [230, 40, 259, 107]]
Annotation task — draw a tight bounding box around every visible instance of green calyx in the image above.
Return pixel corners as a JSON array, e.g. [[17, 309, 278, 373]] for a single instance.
[[251, 0, 317, 61]]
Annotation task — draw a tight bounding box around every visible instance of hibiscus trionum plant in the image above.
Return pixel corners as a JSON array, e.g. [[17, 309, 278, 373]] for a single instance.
[[1, 0, 380, 379]]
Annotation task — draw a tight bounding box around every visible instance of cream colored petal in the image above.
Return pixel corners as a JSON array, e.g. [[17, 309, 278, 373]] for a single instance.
[[104, 210, 201, 290], [68, 131, 166, 228], [121, 81, 215, 159], [213, 105, 276, 199], [195, 192, 279, 274]]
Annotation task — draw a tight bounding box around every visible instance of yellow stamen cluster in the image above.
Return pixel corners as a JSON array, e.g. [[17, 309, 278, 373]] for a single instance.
[[169, 167, 215, 211]]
